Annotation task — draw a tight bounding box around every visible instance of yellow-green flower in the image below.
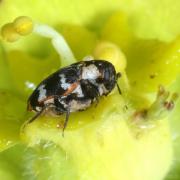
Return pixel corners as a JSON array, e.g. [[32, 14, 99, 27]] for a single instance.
[[0, 1, 180, 180]]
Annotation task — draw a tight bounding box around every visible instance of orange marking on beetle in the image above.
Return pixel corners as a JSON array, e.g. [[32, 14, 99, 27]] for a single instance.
[[38, 95, 55, 104], [36, 83, 79, 105], [63, 82, 79, 96]]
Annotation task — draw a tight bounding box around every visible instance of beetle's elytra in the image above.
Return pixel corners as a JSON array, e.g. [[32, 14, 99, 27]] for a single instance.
[[27, 60, 121, 134]]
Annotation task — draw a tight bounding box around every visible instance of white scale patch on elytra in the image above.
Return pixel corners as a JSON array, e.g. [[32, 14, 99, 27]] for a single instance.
[[82, 64, 101, 79], [59, 74, 71, 90], [38, 84, 47, 102]]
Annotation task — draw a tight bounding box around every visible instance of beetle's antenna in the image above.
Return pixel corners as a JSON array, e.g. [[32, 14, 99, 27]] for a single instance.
[[116, 72, 122, 95], [117, 83, 122, 95], [117, 72, 121, 78]]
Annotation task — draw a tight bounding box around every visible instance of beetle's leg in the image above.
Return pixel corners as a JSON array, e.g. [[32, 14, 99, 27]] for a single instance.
[[94, 90, 101, 107], [27, 103, 54, 124], [28, 110, 44, 124], [81, 79, 100, 105], [62, 106, 70, 137], [54, 96, 72, 136], [21, 103, 54, 132], [94, 96, 100, 107]]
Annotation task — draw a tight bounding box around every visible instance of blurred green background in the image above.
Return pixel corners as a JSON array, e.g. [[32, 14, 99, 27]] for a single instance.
[[0, 0, 180, 179]]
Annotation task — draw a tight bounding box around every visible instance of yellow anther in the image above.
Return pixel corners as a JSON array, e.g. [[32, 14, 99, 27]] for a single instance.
[[1, 16, 33, 42], [1, 16, 75, 64], [13, 16, 33, 36], [93, 41, 130, 92], [1, 23, 20, 42], [93, 41, 127, 72]]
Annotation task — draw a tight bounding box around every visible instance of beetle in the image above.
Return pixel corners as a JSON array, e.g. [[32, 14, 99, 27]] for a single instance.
[[27, 60, 121, 134]]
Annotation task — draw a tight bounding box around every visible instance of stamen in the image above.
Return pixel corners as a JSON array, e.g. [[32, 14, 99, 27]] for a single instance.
[[33, 23, 76, 66], [1, 16, 76, 66]]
